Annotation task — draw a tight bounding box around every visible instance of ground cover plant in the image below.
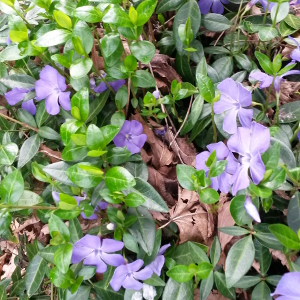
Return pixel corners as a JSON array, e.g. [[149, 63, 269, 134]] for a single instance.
[[1, 0, 300, 299]]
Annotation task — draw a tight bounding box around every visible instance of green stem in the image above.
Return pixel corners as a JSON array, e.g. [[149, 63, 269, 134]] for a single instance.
[[211, 102, 217, 143], [275, 91, 280, 125], [279, 164, 300, 186], [252, 101, 264, 110], [264, 76, 276, 111], [14, 8, 33, 30], [272, 1, 281, 27], [0, 204, 57, 210], [262, 2, 270, 25], [290, 123, 300, 143], [230, 0, 244, 51]]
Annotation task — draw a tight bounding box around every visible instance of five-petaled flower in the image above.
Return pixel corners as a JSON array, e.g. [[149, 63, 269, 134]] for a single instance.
[[196, 141, 238, 193], [110, 259, 153, 291], [270, 272, 300, 299], [213, 78, 253, 134], [244, 196, 261, 223], [113, 120, 147, 154], [35, 65, 71, 115], [198, 0, 229, 14], [250, 68, 300, 93], [227, 121, 270, 195], [5, 88, 36, 115], [52, 192, 107, 220], [71, 234, 125, 273], [147, 244, 170, 276]]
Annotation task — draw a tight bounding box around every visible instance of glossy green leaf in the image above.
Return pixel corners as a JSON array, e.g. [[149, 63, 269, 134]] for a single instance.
[[18, 134, 41, 168], [214, 272, 236, 300], [167, 265, 194, 282], [105, 166, 135, 192]]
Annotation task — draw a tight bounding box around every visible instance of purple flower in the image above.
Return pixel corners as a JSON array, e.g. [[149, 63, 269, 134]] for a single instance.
[[196, 142, 238, 193], [71, 234, 125, 273], [5, 88, 36, 115], [110, 259, 153, 291], [52, 192, 107, 220], [250, 68, 300, 93], [227, 122, 270, 195], [147, 244, 170, 276], [198, 0, 229, 14], [35, 65, 70, 115], [213, 78, 253, 134], [152, 90, 160, 100], [113, 120, 147, 154], [271, 272, 300, 299], [6, 35, 11, 45], [244, 196, 261, 223], [90, 74, 125, 93], [288, 36, 300, 62]]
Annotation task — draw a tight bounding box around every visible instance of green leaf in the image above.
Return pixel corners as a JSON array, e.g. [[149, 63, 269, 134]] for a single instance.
[[54, 10, 72, 30], [43, 161, 75, 186], [35, 29, 72, 47], [86, 90, 110, 123], [196, 262, 213, 279], [287, 192, 300, 234], [0, 143, 18, 165], [0, 210, 12, 235], [127, 206, 156, 255], [70, 58, 93, 79], [209, 160, 227, 177], [173, 0, 201, 55], [230, 195, 253, 226], [130, 41, 156, 64], [123, 232, 139, 253], [254, 239, 271, 276], [218, 226, 250, 236], [255, 51, 273, 75], [279, 101, 300, 123], [35, 101, 49, 128], [73, 21, 93, 55], [49, 267, 75, 289], [162, 278, 193, 300], [62, 142, 88, 161], [105, 166, 135, 192], [0, 45, 27, 62], [18, 134, 41, 168], [214, 272, 236, 300], [176, 164, 196, 191], [102, 5, 133, 28], [199, 271, 214, 300], [38, 126, 61, 140], [167, 265, 194, 282], [262, 142, 280, 170], [202, 13, 231, 32], [48, 214, 70, 242], [131, 70, 156, 88], [136, 0, 157, 26], [0, 169, 24, 204], [54, 243, 73, 273], [211, 56, 233, 81], [67, 163, 103, 188], [86, 124, 119, 150], [0, 74, 35, 90], [196, 73, 214, 102], [25, 254, 47, 297], [210, 236, 221, 267], [74, 6, 102, 23], [10, 191, 42, 211], [101, 33, 124, 68], [251, 281, 272, 300], [38, 246, 60, 264], [124, 192, 145, 207], [269, 223, 300, 250], [106, 147, 131, 165], [271, 2, 289, 24], [69, 218, 83, 243], [144, 272, 166, 287], [127, 177, 168, 212], [234, 275, 261, 289], [71, 88, 89, 122], [156, 0, 185, 13], [225, 235, 255, 288], [199, 188, 219, 204]]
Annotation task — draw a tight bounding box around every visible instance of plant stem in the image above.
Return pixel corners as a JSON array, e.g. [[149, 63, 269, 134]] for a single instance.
[[0, 204, 57, 210], [264, 76, 276, 111], [0, 112, 38, 132], [275, 91, 280, 125], [272, 1, 281, 28], [252, 101, 264, 110], [230, 0, 244, 51], [290, 123, 300, 143], [211, 103, 217, 143]]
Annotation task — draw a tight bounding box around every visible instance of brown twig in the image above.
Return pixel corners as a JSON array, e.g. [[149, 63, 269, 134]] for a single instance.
[[0, 112, 38, 132]]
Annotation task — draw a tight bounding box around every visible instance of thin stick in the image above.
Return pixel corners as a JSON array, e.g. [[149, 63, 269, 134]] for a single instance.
[[0, 112, 38, 132], [159, 212, 206, 229]]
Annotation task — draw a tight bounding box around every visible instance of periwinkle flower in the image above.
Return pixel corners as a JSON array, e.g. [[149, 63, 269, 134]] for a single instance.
[[6, 35, 11, 45], [110, 259, 153, 291], [288, 36, 300, 62], [244, 196, 261, 223], [52, 192, 107, 220], [90, 74, 125, 93], [5, 88, 36, 115], [250, 68, 300, 93], [71, 234, 125, 273], [152, 90, 160, 100], [270, 272, 300, 299], [196, 142, 238, 193], [147, 244, 170, 276], [113, 120, 147, 154], [198, 0, 229, 14], [227, 122, 270, 195], [35, 65, 70, 115], [213, 78, 253, 134]]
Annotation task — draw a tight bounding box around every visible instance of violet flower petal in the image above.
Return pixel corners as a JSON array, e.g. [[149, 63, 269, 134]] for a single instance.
[[207, 142, 229, 160], [130, 120, 144, 136], [22, 100, 36, 115], [5, 88, 29, 105], [250, 71, 273, 89], [110, 265, 128, 291], [228, 127, 250, 156], [250, 153, 265, 184], [123, 276, 143, 290], [195, 151, 210, 172], [58, 91, 71, 111], [232, 164, 250, 195], [218, 172, 232, 193], [148, 256, 165, 276], [210, 177, 219, 191], [238, 108, 253, 128], [101, 239, 124, 252], [83, 252, 107, 273], [198, 0, 214, 14], [113, 134, 127, 147], [110, 79, 125, 92], [158, 243, 171, 255], [127, 140, 143, 154], [250, 122, 270, 154], [74, 234, 101, 250], [119, 120, 132, 134], [35, 80, 54, 100], [225, 151, 239, 174], [100, 252, 125, 267], [71, 246, 93, 264], [45, 93, 60, 115], [212, 0, 224, 14], [128, 260, 145, 272], [133, 267, 153, 280], [270, 272, 300, 298], [94, 82, 107, 93], [223, 108, 238, 134], [244, 196, 261, 223], [153, 90, 160, 99], [130, 134, 147, 149]]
